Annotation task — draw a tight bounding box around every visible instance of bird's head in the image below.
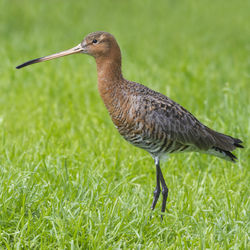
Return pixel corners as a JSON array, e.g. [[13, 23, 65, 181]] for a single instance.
[[81, 31, 119, 58]]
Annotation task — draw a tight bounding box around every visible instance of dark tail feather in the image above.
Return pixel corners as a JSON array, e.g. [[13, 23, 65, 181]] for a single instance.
[[211, 146, 239, 162], [233, 138, 244, 148], [224, 150, 237, 162], [206, 127, 244, 151], [205, 127, 243, 162]]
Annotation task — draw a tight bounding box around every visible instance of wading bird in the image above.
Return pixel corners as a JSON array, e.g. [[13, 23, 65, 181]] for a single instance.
[[16, 32, 243, 217]]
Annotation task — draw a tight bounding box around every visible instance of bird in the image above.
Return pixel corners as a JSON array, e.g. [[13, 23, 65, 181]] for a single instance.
[[16, 31, 243, 217]]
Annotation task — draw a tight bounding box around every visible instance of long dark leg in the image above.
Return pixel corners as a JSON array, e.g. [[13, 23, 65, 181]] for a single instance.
[[151, 158, 161, 210], [156, 158, 168, 217]]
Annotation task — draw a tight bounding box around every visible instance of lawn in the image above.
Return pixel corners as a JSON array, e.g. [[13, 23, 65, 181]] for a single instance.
[[0, 0, 249, 248]]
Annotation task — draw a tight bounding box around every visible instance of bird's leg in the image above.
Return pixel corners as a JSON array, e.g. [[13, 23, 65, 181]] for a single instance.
[[151, 158, 161, 210], [156, 158, 168, 218]]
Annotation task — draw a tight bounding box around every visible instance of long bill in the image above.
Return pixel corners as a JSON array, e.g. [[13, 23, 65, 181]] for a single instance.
[[16, 43, 83, 69]]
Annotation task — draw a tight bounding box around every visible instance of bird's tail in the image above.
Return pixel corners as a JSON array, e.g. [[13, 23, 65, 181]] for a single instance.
[[205, 128, 243, 162]]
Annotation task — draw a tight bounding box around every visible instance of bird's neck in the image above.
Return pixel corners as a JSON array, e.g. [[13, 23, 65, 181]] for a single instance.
[[96, 53, 123, 100]]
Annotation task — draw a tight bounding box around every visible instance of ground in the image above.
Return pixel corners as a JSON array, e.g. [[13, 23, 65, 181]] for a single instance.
[[0, 0, 249, 248]]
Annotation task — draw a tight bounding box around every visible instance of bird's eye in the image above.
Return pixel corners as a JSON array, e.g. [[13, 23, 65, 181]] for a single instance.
[[92, 39, 98, 44]]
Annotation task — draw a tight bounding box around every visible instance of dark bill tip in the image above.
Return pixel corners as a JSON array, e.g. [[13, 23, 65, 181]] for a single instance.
[[16, 58, 43, 69]]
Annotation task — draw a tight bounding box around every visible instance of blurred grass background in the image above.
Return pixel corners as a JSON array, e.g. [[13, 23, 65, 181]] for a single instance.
[[0, 0, 249, 248]]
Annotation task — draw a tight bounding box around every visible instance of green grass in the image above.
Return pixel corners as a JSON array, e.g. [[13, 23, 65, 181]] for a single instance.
[[0, 0, 249, 248]]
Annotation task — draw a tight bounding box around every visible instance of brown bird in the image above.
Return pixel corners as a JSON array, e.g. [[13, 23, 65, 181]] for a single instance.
[[16, 31, 243, 217]]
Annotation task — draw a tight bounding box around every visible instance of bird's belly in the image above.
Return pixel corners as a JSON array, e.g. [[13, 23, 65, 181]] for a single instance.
[[118, 125, 193, 157], [112, 113, 170, 156], [120, 130, 169, 156]]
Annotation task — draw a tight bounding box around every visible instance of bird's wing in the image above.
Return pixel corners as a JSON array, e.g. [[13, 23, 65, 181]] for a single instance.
[[149, 99, 216, 150], [132, 84, 217, 150]]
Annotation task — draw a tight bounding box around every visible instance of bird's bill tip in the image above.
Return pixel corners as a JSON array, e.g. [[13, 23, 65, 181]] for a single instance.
[[16, 43, 83, 69]]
